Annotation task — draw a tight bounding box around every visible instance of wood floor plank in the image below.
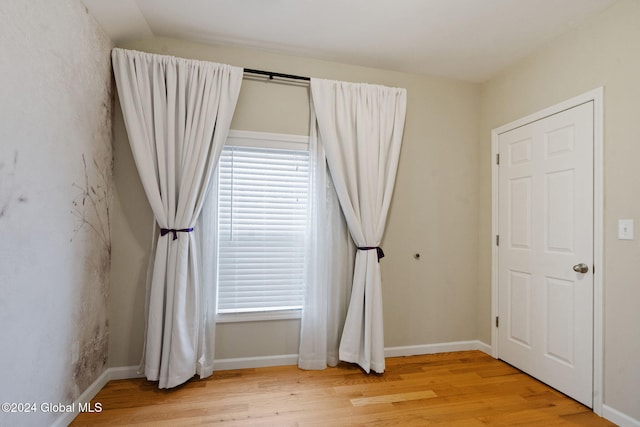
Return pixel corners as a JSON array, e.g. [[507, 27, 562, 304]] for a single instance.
[[350, 390, 438, 406], [71, 351, 616, 426]]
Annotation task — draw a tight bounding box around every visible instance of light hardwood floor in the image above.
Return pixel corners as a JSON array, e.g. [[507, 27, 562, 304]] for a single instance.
[[72, 351, 616, 426]]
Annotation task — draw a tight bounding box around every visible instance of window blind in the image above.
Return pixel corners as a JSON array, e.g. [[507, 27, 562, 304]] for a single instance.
[[217, 145, 309, 313]]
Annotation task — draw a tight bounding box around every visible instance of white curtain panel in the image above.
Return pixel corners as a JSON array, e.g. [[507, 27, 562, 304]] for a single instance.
[[112, 48, 242, 388], [310, 78, 407, 373], [298, 104, 354, 370]]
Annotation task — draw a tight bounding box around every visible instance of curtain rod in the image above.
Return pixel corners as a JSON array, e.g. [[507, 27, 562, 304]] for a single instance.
[[244, 68, 310, 82]]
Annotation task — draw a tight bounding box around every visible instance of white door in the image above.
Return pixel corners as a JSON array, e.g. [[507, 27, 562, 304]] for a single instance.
[[497, 101, 594, 407]]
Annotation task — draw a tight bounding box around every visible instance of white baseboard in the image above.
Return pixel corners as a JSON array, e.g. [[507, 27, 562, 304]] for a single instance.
[[384, 340, 492, 358], [603, 405, 640, 427], [211, 340, 493, 371], [213, 354, 299, 371], [107, 365, 145, 381]]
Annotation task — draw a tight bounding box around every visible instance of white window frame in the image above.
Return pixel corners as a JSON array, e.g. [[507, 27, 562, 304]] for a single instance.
[[215, 130, 310, 324]]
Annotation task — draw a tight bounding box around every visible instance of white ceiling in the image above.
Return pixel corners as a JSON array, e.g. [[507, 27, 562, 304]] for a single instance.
[[82, 0, 617, 83]]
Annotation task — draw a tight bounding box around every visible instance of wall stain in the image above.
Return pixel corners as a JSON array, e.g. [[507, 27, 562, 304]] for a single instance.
[[64, 43, 115, 404], [66, 86, 114, 402], [71, 153, 112, 254], [70, 322, 108, 400], [0, 151, 28, 219]]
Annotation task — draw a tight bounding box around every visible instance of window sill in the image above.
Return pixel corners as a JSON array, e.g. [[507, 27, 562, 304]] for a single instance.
[[216, 309, 302, 324]]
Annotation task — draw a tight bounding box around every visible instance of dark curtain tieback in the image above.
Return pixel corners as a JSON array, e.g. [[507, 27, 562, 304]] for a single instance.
[[357, 246, 385, 262], [160, 227, 194, 241]]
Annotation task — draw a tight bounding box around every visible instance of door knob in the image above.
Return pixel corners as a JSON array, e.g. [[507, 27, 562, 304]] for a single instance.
[[573, 263, 589, 273]]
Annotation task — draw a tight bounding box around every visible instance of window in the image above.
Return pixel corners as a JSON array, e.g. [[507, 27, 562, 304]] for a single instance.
[[216, 131, 309, 320]]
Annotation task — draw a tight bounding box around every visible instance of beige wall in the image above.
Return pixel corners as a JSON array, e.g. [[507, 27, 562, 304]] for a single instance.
[[0, 1, 113, 425], [480, 0, 640, 419], [109, 37, 481, 365]]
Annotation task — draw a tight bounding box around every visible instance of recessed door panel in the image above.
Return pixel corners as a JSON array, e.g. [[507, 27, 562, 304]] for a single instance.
[[509, 137, 532, 166], [508, 271, 532, 348], [545, 125, 575, 159], [545, 276, 575, 366], [509, 178, 532, 250], [545, 170, 575, 254]]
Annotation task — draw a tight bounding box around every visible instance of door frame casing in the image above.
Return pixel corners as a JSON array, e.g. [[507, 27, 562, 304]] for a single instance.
[[490, 87, 604, 414]]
